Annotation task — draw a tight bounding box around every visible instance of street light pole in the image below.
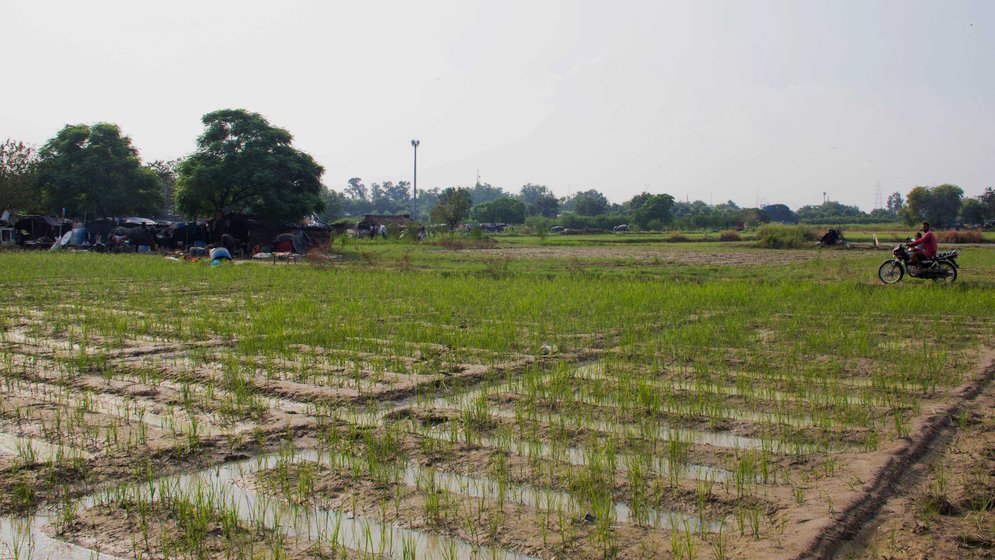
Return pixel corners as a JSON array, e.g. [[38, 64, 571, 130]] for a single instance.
[[411, 139, 420, 218]]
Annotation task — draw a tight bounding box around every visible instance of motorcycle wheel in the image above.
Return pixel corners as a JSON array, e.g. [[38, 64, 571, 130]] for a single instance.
[[878, 260, 904, 284], [936, 261, 957, 284]]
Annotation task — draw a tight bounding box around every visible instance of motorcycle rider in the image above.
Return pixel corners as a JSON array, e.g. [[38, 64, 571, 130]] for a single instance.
[[908, 221, 937, 271]]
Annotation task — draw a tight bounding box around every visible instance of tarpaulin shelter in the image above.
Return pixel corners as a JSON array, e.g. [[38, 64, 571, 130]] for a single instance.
[[271, 232, 308, 253], [14, 215, 71, 242], [50, 227, 91, 250], [157, 221, 209, 249], [357, 214, 414, 230]]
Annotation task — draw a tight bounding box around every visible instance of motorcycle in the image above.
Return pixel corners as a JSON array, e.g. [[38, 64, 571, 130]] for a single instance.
[[878, 243, 959, 284]]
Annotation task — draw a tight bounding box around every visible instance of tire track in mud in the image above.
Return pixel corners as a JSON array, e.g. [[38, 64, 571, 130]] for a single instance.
[[793, 359, 995, 560]]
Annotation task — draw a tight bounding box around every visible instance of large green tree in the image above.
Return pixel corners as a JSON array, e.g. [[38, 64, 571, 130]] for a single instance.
[[567, 189, 609, 216], [176, 109, 324, 222], [319, 188, 345, 221], [796, 201, 866, 224], [0, 139, 42, 213], [901, 184, 963, 227], [762, 204, 798, 224], [430, 187, 472, 229], [370, 180, 411, 214], [631, 193, 675, 229], [886, 192, 903, 214], [471, 196, 526, 224], [147, 159, 180, 217], [960, 198, 986, 225], [977, 187, 995, 221], [468, 182, 506, 206], [519, 183, 559, 218], [36, 124, 161, 217]]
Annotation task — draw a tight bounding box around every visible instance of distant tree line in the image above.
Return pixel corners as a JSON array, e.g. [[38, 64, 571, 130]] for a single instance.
[[327, 182, 994, 231], [3, 112, 993, 230]]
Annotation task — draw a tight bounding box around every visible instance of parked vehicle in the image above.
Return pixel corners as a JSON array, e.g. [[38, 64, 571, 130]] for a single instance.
[[878, 243, 959, 284]]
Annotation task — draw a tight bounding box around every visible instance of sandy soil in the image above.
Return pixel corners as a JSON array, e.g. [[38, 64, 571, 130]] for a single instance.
[[845, 370, 995, 559]]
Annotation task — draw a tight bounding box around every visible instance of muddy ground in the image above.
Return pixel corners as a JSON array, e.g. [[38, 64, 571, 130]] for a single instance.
[[1, 298, 993, 558]]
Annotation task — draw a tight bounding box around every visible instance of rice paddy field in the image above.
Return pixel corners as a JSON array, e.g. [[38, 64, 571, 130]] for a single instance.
[[1, 239, 993, 559]]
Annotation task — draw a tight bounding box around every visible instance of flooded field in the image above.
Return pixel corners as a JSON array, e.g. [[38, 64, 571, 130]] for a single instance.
[[1, 245, 994, 558]]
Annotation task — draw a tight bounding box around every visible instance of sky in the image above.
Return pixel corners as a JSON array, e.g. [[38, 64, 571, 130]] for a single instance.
[[3, 0, 994, 211]]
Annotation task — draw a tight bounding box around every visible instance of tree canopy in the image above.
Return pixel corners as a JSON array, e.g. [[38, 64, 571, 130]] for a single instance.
[[430, 187, 472, 229], [631, 193, 675, 229], [519, 183, 559, 218], [35, 124, 161, 217], [566, 189, 610, 216], [796, 201, 865, 224], [0, 139, 42, 213], [761, 204, 797, 224], [975, 187, 995, 223], [470, 196, 526, 224], [175, 109, 324, 222], [886, 192, 903, 214], [467, 182, 507, 206], [959, 198, 986, 225], [147, 159, 179, 217], [901, 184, 963, 227]]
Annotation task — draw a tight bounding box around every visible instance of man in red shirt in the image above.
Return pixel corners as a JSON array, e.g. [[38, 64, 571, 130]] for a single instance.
[[908, 221, 937, 269]]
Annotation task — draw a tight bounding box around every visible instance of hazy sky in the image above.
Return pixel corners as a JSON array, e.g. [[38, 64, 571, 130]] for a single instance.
[[3, 0, 993, 210]]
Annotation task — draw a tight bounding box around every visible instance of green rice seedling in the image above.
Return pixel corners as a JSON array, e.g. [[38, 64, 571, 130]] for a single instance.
[[671, 528, 685, 560], [710, 522, 728, 560], [14, 439, 36, 466], [682, 519, 699, 559]]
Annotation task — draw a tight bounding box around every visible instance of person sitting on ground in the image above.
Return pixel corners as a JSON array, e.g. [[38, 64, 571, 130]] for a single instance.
[[908, 222, 937, 270]]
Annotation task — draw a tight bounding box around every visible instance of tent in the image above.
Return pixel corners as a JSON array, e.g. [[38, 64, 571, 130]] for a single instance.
[[209, 247, 232, 260], [272, 232, 308, 253]]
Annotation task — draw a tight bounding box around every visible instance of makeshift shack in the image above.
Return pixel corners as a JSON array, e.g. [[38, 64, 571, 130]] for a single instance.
[[13, 215, 72, 244], [157, 221, 209, 250], [357, 214, 415, 238]]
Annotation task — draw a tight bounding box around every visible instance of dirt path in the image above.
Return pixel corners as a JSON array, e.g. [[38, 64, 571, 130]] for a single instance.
[[795, 355, 995, 559]]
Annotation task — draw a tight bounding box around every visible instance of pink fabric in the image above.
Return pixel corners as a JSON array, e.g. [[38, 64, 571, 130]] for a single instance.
[[909, 230, 937, 257]]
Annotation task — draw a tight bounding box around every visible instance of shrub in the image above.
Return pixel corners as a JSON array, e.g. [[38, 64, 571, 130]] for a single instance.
[[937, 230, 983, 243], [755, 224, 810, 248], [718, 230, 741, 241], [665, 231, 689, 242]]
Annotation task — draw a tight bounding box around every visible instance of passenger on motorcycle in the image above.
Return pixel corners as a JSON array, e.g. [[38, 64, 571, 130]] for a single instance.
[[908, 222, 937, 270]]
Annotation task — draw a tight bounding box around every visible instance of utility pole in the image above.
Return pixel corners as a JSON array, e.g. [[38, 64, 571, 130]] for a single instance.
[[411, 139, 420, 218]]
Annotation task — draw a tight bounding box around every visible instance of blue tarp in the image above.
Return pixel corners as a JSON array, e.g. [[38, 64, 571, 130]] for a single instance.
[[69, 227, 88, 245]]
